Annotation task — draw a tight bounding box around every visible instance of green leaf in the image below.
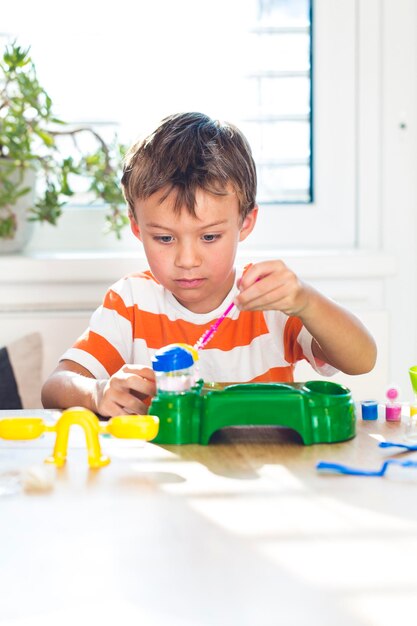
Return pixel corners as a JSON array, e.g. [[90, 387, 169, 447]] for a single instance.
[[34, 129, 55, 147], [0, 214, 17, 238]]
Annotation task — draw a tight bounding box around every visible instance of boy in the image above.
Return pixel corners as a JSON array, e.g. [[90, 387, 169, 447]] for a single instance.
[[42, 112, 377, 416]]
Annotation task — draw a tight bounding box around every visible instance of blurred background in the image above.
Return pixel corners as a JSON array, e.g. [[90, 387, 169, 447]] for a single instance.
[[1, 0, 416, 405]]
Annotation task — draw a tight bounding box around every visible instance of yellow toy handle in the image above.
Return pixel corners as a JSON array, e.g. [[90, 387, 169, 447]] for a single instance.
[[45, 407, 109, 468]]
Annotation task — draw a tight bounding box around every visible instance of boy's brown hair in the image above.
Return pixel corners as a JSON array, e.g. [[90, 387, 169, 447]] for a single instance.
[[121, 112, 257, 221]]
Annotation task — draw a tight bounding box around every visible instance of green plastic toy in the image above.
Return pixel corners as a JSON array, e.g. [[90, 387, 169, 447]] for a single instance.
[[149, 379, 356, 446], [150, 344, 356, 446]]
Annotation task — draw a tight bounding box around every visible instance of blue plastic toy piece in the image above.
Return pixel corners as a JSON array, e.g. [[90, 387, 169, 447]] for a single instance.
[[316, 459, 417, 476], [378, 441, 417, 452]]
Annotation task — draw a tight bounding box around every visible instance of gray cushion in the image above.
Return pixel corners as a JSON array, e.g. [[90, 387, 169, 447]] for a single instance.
[[0, 333, 43, 409]]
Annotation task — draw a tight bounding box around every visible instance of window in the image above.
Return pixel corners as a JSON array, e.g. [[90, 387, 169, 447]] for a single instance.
[[2, 0, 363, 252], [242, 0, 312, 205]]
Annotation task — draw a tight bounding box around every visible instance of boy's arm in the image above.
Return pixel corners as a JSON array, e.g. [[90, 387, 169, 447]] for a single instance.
[[41, 360, 156, 416], [235, 260, 377, 375], [294, 284, 377, 375]]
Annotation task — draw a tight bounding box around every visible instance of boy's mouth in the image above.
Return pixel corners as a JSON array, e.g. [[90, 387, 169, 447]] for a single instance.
[[175, 278, 206, 289]]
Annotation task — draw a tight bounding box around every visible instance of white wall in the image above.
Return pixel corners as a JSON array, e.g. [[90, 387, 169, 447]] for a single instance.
[[381, 0, 417, 399]]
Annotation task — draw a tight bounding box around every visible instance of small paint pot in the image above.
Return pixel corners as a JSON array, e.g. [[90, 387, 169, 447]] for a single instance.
[[361, 400, 378, 420], [385, 404, 402, 422]]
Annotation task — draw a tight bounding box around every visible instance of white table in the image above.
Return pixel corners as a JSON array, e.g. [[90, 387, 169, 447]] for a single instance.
[[0, 411, 416, 625]]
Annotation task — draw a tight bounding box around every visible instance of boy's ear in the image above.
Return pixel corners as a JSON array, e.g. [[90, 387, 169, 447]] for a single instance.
[[239, 205, 258, 242], [129, 213, 142, 241]]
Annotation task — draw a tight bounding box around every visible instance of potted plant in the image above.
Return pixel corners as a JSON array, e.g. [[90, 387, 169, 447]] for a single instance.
[[0, 41, 128, 253]]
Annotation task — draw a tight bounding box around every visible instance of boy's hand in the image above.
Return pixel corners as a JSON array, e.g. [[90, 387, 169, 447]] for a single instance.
[[235, 260, 310, 316], [93, 365, 156, 417]]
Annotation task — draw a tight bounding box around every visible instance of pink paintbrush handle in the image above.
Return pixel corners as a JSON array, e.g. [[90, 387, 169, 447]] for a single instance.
[[194, 301, 235, 350]]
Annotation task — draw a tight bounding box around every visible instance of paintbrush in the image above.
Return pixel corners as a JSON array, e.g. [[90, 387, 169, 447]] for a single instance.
[[193, 301, 235, 351], [193, 269, 260, 350]]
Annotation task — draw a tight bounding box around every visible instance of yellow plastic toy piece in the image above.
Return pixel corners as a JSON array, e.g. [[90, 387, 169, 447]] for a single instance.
[[45, 407, 109, 468], [0, 408, 159, 469], [0, 417, 49, 440], [102, 414, 159, 439]]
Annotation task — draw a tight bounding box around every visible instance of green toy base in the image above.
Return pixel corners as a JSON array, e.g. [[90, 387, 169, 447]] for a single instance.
[[149, 380, 356, 445]]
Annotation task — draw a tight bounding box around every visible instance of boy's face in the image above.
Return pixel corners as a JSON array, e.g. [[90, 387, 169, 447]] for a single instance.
[[130, 186, 257, 313]]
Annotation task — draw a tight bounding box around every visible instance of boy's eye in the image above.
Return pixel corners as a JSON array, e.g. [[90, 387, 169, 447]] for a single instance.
[[202, 234, 220, 242], [154, 235, 174, 243]]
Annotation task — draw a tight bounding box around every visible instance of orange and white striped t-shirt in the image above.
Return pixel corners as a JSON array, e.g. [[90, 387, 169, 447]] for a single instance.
[[61, 269, 337, 382]]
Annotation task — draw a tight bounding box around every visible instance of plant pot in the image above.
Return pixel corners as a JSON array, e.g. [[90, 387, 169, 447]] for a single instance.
[[0, 166, 37, 254]]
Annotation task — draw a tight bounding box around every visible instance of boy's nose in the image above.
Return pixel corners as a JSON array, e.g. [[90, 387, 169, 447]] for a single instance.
[[175, 243, 201, 269]]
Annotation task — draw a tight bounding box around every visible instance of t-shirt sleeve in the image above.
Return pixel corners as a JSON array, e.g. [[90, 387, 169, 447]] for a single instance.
[[284, 316, 338, 377], [60, 280, 134, 379]]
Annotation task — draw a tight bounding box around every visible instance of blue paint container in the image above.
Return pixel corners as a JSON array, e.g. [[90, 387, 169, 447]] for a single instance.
[[361, 400, 378, 420]]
